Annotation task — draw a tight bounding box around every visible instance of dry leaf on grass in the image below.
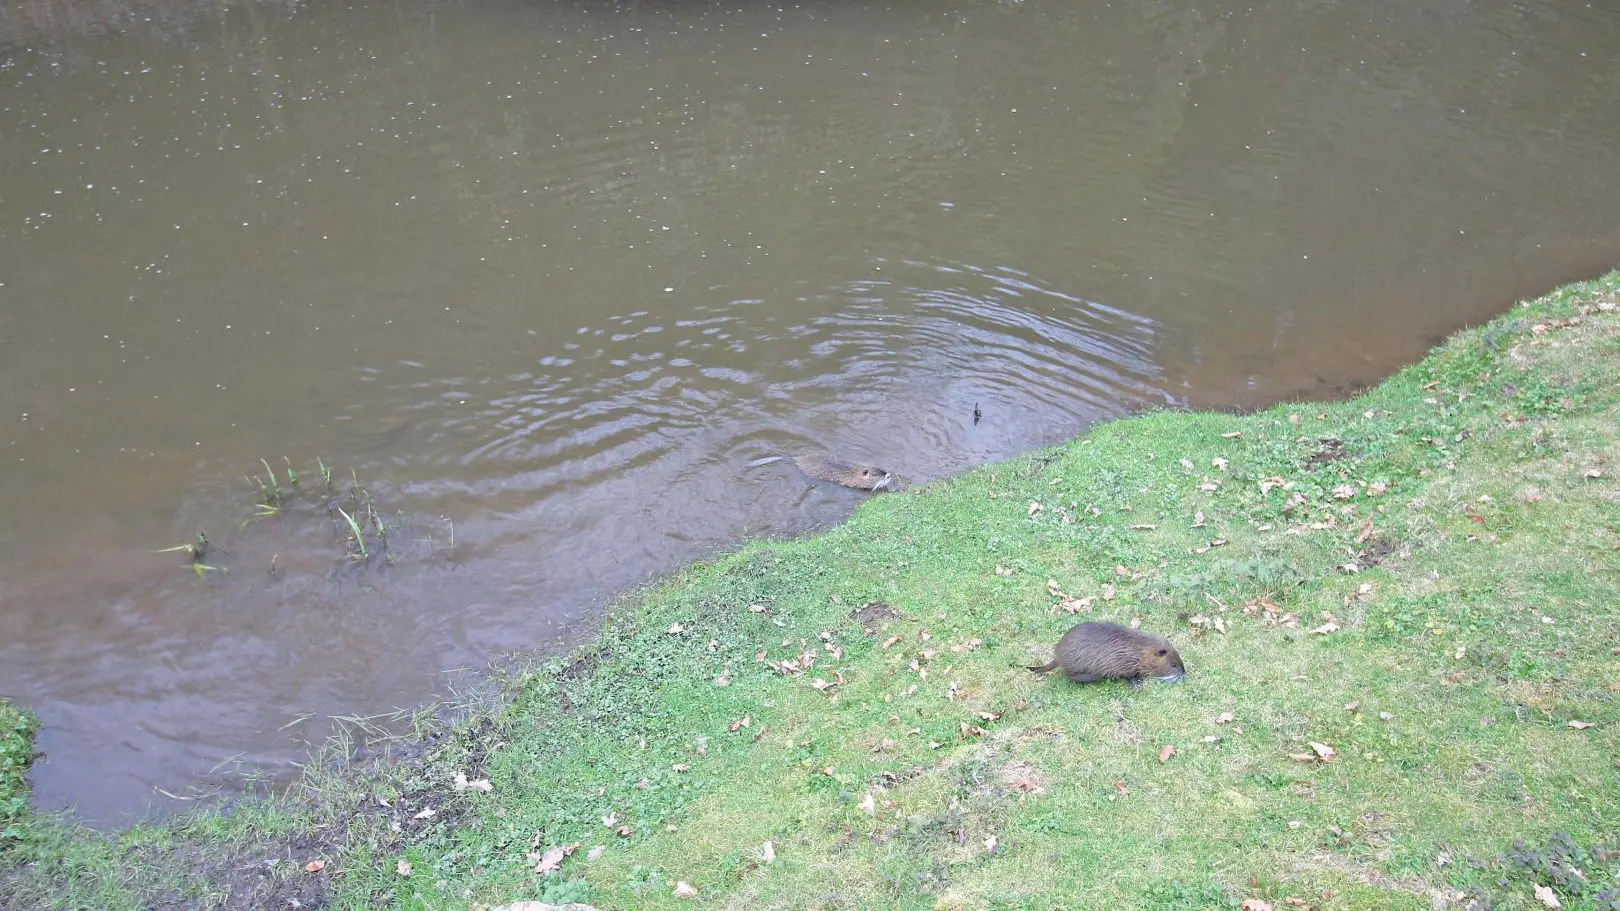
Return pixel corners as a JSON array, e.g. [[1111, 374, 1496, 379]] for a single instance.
[[453, 771, 492, 792], [1240, 899, 1273, 911], [1533, 883, 1563, 908], [395, 858, 412, 877], [533, 845, 569, 874], [303, 860, 326, 874], [1158, 744, 1176, 763], [1567, 720, 1594, 730], [674, 881, 699, 898]]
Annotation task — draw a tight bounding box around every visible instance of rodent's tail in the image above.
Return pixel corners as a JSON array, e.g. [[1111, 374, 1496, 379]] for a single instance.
[[1025, 660, 1060, 674]]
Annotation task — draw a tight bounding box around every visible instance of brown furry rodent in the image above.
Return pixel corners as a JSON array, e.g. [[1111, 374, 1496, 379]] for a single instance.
[[791, 453, 895, 491], [1027, 621, 1186, 685]]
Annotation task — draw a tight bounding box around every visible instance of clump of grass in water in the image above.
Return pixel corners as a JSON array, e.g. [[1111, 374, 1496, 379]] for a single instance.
[[152, 533, 226, 578], [330, 469, 405, 564], [246, 456, 299, 522], [336, 506, 368, 562]]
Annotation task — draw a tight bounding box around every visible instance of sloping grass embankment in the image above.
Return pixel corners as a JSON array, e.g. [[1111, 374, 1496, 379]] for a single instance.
[[4, 272, 1619, 911]]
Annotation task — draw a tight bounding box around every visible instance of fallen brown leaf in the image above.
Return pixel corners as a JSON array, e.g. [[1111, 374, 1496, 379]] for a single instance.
[[1158, 744, 1176, 763], [1533, 882, 1563, 908], [674, 881, 699, 899], [396, 858, 412, 877], [1221, 431, 1242, 439], [1240, 899, 1274, 911], [534, 845, 568, 874], [304, 860, 326, 874], [1309, 741, 1337, 761], [1567, 720, 1594, 730], [1112, 780, 1128, 796]]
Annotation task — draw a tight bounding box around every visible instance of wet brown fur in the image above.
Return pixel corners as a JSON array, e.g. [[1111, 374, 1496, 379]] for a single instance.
[[1027, 621, 1186, 685], [793, 454, 895, 491]]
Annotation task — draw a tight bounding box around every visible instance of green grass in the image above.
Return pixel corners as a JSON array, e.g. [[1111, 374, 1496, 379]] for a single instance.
[[0, 701, 36, 845], [3, 272, 1619, 910]]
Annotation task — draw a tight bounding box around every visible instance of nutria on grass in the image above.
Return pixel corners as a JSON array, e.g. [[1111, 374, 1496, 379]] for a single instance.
[[1027, 621, 1187, 686]]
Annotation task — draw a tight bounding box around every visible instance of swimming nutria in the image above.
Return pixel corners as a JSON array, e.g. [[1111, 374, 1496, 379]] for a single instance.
[[1027, 621, 1186, 686], [747, 453, 896, 491], [792, 453, 895, 491]]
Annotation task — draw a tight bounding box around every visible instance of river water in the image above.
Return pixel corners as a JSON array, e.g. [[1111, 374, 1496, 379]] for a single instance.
[[2, 0, 1617, 825]]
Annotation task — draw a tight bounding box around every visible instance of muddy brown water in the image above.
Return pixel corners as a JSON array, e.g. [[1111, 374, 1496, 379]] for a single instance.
[[2, 0, 1618, 826]]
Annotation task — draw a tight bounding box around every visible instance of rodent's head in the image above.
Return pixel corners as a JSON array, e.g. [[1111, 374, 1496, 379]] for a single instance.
[[861, 466, 896, 491], [1144, 641, 1187, 683]]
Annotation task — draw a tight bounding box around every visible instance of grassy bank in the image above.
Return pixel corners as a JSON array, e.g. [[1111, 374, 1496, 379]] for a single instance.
[[4, 272, 1619, 911]]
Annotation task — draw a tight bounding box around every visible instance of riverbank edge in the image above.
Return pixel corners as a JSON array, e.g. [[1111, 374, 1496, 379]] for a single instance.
[[3, 268, 1618, 910]]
